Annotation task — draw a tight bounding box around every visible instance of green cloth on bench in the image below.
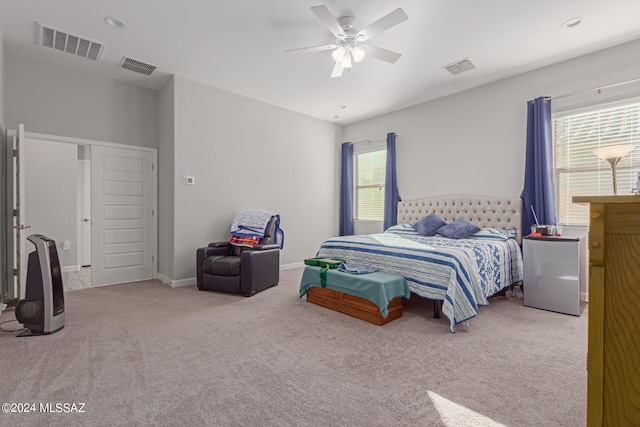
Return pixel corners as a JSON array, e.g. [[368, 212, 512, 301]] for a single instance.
[[299, 266, 410, 318]]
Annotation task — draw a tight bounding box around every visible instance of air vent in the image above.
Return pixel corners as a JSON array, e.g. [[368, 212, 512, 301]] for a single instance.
[[443, 58, 477, 76], [120, 56, 159, 76], [38, 23, 105, 61]]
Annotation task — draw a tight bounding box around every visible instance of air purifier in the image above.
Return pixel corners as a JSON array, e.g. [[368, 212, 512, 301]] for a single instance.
[[15, 234, 65, 336]]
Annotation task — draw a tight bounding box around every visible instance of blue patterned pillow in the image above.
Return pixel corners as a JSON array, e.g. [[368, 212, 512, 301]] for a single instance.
[[437, 219, 481, 239], [412, 213, 447, 236]]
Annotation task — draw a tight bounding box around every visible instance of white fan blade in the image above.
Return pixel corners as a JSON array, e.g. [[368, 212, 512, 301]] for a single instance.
[[330, 62, 344, 78], [363, 45, 402, 64], [286, 44, 337, 54], [311, 5, 345, 38], [357, 8, 408, 41]]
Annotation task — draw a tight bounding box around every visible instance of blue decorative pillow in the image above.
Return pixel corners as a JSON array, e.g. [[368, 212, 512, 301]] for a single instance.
[[437, 219, 481, 239], [412, 213, 447, 236]]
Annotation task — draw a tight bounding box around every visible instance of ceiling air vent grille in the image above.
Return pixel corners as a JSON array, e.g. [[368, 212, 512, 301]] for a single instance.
[[38, 23, 105, 61], [443, 58, 477, 76], [120, 56, 159, 76]]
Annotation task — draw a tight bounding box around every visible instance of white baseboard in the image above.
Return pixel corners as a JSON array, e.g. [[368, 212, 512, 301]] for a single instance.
[[158, 262, 305, 288], [156, 273, 171, 286], [171, 278, 196, 288], [581, 292, 589, 303], [61, 265, 79, 273], [280, 262, 305, 270], [156, 273, 195, 288]]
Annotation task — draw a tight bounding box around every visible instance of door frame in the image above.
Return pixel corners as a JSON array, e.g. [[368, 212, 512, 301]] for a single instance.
[[90, 145, 155, 286], [77, 157, 91, 269], [5, 125, 26, 300], [7, 129, 157, 291]]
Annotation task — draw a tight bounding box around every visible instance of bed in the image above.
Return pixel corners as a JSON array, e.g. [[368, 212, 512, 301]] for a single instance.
[[315, 195, 524, 331]]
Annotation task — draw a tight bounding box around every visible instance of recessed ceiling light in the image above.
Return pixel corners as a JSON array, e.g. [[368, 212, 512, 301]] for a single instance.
[[562, 17, 582, 28], [104, 16, 126, 29]]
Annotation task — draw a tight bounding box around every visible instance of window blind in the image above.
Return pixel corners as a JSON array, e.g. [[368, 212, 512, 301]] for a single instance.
[[554, 100, 640, 225], [355, 149, 386, 221]]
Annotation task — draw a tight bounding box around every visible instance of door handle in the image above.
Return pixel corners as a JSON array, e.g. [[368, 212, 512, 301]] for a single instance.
[[83, 218, 92, 224], [15, 224, 31, 230]]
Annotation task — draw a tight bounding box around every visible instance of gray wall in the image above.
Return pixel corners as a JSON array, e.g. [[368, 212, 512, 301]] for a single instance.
[[157, 78, 175, 279], [343, 39, 640, 210], [2, 50, 342, 285], [8, 32, 638, 287], [0, 29, 6, 300], [168, 76, 339, 281], [5, 52, 159, 148]]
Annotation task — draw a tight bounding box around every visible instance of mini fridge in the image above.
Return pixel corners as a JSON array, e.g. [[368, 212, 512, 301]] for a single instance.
[[523, 236, 586, 316]]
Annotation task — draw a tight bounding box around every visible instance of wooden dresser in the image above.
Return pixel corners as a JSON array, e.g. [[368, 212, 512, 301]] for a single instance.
[[573, 196, 640, 426]]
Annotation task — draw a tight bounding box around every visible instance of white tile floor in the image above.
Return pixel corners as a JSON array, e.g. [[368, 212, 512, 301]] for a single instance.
[[62, 267, 92, 291]]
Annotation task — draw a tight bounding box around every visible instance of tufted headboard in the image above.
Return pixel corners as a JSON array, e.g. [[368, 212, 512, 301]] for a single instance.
[[397, 195, 523, 244]]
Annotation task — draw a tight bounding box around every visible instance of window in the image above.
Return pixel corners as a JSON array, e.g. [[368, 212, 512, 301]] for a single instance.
[[355, 149, 386, 220], [553, 100, 640, 225]]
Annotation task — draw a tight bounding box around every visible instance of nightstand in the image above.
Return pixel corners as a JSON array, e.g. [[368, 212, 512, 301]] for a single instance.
[[522, 235, 586, 316]]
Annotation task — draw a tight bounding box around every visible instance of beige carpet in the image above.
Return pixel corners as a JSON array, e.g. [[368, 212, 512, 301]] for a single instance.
[[0, 268, 586, 427]]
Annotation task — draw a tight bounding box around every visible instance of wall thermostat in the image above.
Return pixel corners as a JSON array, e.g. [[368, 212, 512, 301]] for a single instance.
[[184, 176, 195, 185]]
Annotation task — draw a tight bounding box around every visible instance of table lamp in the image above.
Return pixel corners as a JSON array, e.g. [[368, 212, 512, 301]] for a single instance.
[[592, 144, 635, 195]]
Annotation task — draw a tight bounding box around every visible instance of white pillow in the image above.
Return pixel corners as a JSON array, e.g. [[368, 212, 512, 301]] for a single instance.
[[385, 224, 421, 236], [469, 228, 513, 241]]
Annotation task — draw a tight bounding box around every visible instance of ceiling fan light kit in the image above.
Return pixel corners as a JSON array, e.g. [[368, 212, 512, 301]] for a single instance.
[[341, 51, 352, 69], [331, 46, 345, 62], [287, 5, 408, 78], [351, 46, 365, 63]]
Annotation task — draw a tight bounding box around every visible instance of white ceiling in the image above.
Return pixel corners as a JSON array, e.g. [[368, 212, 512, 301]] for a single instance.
[[1, 0, 640, 124]]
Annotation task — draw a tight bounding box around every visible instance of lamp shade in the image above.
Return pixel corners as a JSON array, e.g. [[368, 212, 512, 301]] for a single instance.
[[592, 143, 635, 195], [592, 144, 634, 161]]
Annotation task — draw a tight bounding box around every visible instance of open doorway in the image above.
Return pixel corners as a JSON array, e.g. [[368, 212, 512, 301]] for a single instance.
[[64, 144, 92, 290], [8, 127, 157, 297], [22, 139, 91, 291], [79, 147, 91, 268]]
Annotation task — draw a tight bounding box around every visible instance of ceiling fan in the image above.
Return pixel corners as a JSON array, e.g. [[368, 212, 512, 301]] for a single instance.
[[286, 5, 408, 78]]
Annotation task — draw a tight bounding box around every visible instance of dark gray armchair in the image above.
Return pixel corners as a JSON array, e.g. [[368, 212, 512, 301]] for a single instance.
[[196, 216, 280, 296]]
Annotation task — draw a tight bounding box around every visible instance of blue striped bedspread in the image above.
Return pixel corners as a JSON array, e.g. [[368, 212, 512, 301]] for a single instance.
[[316, 229, 523, 331]]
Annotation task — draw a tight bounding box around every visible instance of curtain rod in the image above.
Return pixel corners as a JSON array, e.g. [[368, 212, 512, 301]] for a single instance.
[[349, 134, 394, 145], [538, 77, 640, 102]]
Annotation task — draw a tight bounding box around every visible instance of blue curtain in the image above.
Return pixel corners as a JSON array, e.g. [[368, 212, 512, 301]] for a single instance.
[[339, 142, 354, 236], [384, 132, 401, 231], [521, 97, 557, 234]]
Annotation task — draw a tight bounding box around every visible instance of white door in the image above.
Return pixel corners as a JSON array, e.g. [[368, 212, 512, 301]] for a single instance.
[[6, 124, 29, 300], [91, 146, 154, 286]]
